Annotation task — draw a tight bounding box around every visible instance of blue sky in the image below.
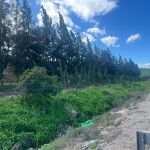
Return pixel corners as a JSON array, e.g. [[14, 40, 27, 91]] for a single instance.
[[29, 0, 150, 67]]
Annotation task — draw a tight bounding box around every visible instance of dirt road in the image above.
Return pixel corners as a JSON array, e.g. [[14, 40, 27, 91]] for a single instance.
[[0, 91, 20, 99], [101, 93, 150, 150]]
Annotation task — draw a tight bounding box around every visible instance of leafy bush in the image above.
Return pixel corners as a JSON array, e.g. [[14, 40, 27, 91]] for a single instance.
[[0, 97, 71, 150], [19, 67, 62, 96], [19, 67, 62, 109]]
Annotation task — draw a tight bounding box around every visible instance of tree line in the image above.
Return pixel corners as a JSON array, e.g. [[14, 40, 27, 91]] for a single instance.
[[0, 0, 141, 87]]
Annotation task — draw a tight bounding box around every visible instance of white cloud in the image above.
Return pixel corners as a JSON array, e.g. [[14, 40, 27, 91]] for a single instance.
[[37, 0, 118, 44], [100, 36, 119, 47], [82, 27, 105, 43], [126, 33, 141, 43], [37, 0, 75, 27], [139, 63, 150, 69], [5, 0, 10, 3], [87, 27, 106, 36], [64, 0, 117, 21], [82, 32, 96, 43], [37, 0, 117, 26]]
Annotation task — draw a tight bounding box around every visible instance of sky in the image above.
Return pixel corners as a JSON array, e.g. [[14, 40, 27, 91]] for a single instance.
[[23, 0, 150, 68]]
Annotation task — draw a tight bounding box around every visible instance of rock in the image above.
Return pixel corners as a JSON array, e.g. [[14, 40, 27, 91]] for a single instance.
[[82, 140, 97, 150], [11, 135, 34, 150], [11, 142, 23, 150], [70, 109, 78, 118]]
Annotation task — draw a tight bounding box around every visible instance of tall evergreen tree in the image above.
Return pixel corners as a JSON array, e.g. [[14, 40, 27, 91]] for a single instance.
[[0, 0, 9, 84], [11, 0, 33, 73], [22, 0, 31, 33], [9, 0, 23, 73], [57, 12, 73, 73], [40, 6, 58, 74], [0, 4, 141, 86]]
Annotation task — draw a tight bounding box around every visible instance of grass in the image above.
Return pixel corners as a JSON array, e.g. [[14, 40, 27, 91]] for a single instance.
[[140, 68, 150, 77], [89, 140, 99, 149], [56, 82, 149, 123], [0, 97, 71, 150], [39, 126, 100, 150], [0, 81, 150, 150]]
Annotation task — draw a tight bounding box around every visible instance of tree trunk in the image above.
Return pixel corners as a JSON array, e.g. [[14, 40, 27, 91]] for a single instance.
[[0, 79, 3, 86]]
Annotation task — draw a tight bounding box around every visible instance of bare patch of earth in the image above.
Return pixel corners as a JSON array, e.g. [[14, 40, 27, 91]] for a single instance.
[[0, 91, 21, 99], [101, 92, 150, 150]]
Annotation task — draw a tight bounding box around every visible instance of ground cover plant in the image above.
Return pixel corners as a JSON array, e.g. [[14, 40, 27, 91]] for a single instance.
[[0, 81, 150, 149]]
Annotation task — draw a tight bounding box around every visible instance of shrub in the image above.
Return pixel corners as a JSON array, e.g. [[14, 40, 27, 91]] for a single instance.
[[19, 67, 62, 97], [19, 67, 62, 110], [0, 97, 71, 150]]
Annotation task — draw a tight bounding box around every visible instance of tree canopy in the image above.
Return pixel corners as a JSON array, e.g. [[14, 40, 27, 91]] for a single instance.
[[0, 1, 141, 86]]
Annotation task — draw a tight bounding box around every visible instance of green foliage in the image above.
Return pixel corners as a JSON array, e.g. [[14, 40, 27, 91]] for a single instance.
[[1, 1, 140, 87], [0, 97, 70, 150], [89, 141, 99, 149], [39, 82, 150, 150], [19, 67, 62, 111], [0, 0, 9, 83], [39, 127, 85, 150], [0, 82, 149, 150], [19, 67, 62, 97], [140, 68, 150, 77], [56, 82, 148, 123], [0, 83, 17, 92]]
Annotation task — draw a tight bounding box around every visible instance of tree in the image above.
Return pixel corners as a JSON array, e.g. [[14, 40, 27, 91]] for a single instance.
[[86, 38, 93, 57], [10, 0, 34, 74], [0, 4, 141, 86], [40, 6, 58, 75], [57, 12, 74, 74], [9, 0, 24, 73], [22, 0, 31, 33], [0, 0, 9, 85], [76, 33, 86, 66]]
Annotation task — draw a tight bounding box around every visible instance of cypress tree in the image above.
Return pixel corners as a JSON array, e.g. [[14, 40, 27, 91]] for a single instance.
[[0, 0, 9, 84]]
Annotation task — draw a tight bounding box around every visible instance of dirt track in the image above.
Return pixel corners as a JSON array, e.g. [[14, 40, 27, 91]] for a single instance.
[[101, 93, 150, 150], [0, 91, 20, 99]]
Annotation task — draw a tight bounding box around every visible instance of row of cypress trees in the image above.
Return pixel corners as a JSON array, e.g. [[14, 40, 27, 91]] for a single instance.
[[0, 0, 141, 87]]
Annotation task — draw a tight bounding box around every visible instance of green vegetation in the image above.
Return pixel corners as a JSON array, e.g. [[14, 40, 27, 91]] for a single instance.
[[39, 127, 86, 150], [1, 1, 140, 87], [0, 83, 17, 92], [140, 68, 150, 76], [19, 67, 62, 111], [0, 97, 70, 150], [19, 67, 62, 97], [0, 1, 148, 150], [0, 81, 150, 150], [56, 82, 149, 123], [89, 140, 99, 149], [40, 82, 150, 150]]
